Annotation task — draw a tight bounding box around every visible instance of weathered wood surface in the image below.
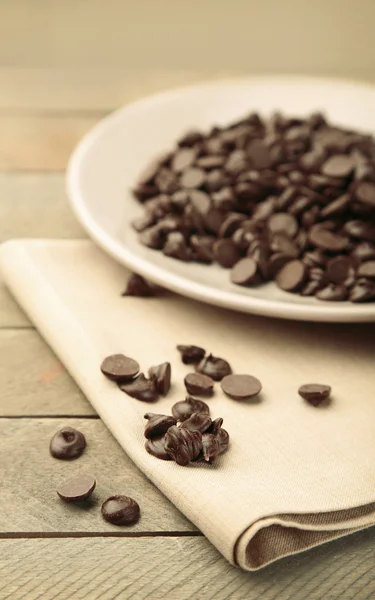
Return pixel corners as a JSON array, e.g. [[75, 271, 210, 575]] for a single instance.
[[1, 532, 375, 600], [0, 418, 196, 533], [0, 330, 94, 416]]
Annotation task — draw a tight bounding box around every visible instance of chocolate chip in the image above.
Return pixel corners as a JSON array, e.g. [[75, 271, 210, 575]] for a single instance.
[[101, 496, 140, 526], [119, 374, 158, 402], [213, 239, 241, 268], [326, 256, 354, 284], [145, 436, 172, 460], [221, 374, 262, 400], [180, 412, 212, 433], [357, 260, 375, 279], [216, 427, 230, 454], [267, 213, 298, 238], [184, 373, 214, 396], [139, 225, 164, 249], [320, 193, 350, 219], [171, 396, 210, 421], [148, 362, 171, 395], [122, 273, 157, 297], [180, 167, 205, 189], [230, 257, 259, 285], [343, 220, 375, 242], [200, 434, 221, 463], [350, 279, 375, 302], [144, 413, 177, 438], [298, 383, 331, 406], [219, 213, 246, 238], [50, 427, 86, 460], [164, 426, 202, 465], [57, 474, 96, 503], [316, 284, 348, 301], [177, 344, 205, 365], [320, 155, 354, 178], [163, 232, 191, 261], [207, 417, 223, 434], [355, 182, 375, 206], [267, 253, 293, 276], [352, 242, 375, 262], [196, 155, 225, 169], [276, 260, 307, 292], [101, 354, 140, 383], [196, 354, 232, 381], [178, 131, 203, 147], [270, 234, 299, 258], [308, 227, 348, 252], [171, 148, 197, 172]]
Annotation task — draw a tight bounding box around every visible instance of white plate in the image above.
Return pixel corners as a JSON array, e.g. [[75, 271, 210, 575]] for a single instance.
[[67, 76, 375, 322]]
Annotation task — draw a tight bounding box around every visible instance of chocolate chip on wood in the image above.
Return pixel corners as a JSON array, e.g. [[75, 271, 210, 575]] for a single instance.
[[57, 474, 96, 503], [50, 427, 86, 460], [101, 496, 140, 526]]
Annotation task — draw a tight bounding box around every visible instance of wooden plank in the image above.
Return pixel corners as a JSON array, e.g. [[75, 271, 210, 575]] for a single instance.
[[1, 532, 375, 600], [0, 418, 195, 533], [0, 173, 84, 327], [0, 330, 94, 416], [0, 0, 375, 81], [0, 173, 84, 239], [0, 115, 97, 171], [0, 67, 226, 112]]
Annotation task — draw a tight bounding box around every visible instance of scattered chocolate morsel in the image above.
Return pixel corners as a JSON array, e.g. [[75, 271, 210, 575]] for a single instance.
[[184, 372, 215, 396], [316, 284, 348, 301], [230, 257, 259, 286], [196, 354, 232, 381], [57, 474, 96, 503], [221, 374, 262, 400], [171, 396, 210, 421], [276, 260, 307, 292], [180, 412, 212, 433], [101, 495, 140, 526], [148, 362, 171, 395], [216, 427, 230, 454], [145, 436, 172, 460], [119, 374, 158, 402], [50, 427, 86, 460], [122, 273, 157, 297], [201, 433, 221, 464], [298, 383, 331, 406], [164, 425, 202, 466], [132, 111, 375, 303], [144, 413, 177, 438], [100, 354, 140, 383], [177, 344, 206, 364]]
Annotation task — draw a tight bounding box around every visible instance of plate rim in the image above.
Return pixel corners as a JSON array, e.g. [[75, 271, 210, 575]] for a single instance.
[[66, 74, 375, 323]]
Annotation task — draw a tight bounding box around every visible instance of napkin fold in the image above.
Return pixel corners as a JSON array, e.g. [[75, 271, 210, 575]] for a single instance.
[[1, 239, 375, 571]]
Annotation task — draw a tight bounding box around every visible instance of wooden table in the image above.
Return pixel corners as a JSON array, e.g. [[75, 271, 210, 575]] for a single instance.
[[1, 67, 375, 600]]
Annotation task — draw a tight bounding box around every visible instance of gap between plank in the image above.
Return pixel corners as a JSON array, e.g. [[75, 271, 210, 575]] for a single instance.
[[0, 531, 203, 539]]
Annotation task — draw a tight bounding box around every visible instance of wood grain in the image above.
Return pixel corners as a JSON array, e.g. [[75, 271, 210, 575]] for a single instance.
[[0, 173, 84, 327], [0, 330, 94, 416], [1, 0, 375, 81], [1, 532, 375, 600], [0, 418, 196, 533], [0, 115, 98, 171]]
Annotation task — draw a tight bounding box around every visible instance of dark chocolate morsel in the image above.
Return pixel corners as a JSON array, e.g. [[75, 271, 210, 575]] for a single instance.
[[57, 474, 96, 503], [100, 354, 140, 382], [119, 374, 158, 402], [298, 383, 331, 406], [50, 427, 86, 460], [101, 495, 140, 526]]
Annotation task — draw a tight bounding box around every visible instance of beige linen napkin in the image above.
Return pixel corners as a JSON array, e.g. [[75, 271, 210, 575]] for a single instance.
[[1, 239, 375, 571]]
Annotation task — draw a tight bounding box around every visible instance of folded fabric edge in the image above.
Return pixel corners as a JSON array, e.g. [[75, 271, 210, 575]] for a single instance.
[[234, 508, 375, 571]]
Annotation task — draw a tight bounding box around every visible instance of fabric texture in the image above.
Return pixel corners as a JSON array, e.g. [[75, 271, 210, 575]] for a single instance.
[[1, 239, 375, 571]]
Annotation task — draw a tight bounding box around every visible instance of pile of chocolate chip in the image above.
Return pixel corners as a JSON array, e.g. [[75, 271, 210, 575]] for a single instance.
[[144, 400, 229, 466], [132, 112, 375, 302]]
